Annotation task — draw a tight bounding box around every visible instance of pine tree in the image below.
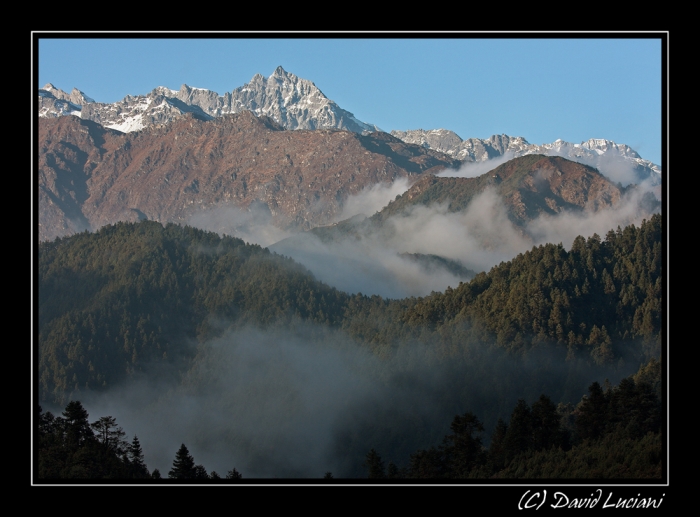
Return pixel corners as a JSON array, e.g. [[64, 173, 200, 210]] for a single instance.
[[488, 418, 509, 472], [408, 447, 446, 479], [531, 394, 568, 451], [128, 435, 149, 478], [503, 399, 533, 464], [364, 449, 386, 479], [62, 401, 93, 450], [575, 381, 608, 441], [193, 464, 209, 479], [443, 412, 485, 478], [168, 443, 196, 479], [225, 468, 242, 480]]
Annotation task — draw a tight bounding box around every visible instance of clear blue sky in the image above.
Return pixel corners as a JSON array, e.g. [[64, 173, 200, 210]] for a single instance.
[[35, 34, 664, 166]]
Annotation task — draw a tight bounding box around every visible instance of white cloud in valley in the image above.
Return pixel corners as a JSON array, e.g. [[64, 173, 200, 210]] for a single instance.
[[188, 200, 292, 247], [334, 177, 412, 221], [436, 152, 516, 179], [270, 182, 658, 298]]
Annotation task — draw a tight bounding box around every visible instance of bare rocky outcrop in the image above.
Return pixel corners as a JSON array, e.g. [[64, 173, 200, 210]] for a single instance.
[[391, 130, 531, 162], [375, 154, 654, 228], [391, 130, 661, 186], [39, 67, 380, 135], [37, 113, 458, 242], [38, 84, 93, 118], [38, 70, 660, 189]]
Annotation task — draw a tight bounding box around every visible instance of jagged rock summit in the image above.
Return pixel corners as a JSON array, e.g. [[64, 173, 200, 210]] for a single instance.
[[391, 130, 532, 162], [391, 129, 661, 186], [39, 83, 94, 118], [38, 67, 380, 134], [38, 69, 660, 186], [227, 66, 380, 133]]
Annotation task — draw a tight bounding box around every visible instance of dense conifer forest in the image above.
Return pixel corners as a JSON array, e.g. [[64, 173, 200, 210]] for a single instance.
[[35, 214, 664, 480], [37, 401, 243, 480]]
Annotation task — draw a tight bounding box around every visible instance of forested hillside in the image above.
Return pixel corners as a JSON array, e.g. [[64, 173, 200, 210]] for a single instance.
[[37, 400, 244, 480], [37, 358, 662, 480], [39, 221, 348, 403], [37, 214, 663, 478], [396, 215, 662, 358], [366, 356, 661, 479]]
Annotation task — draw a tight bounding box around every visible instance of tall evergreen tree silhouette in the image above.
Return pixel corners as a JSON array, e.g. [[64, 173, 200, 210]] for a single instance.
[[168, 443, 196, 479], [128, 435, 149, 478]]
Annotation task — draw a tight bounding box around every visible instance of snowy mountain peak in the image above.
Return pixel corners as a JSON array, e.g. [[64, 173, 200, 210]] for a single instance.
[[40, 83, 70, 101], [579, 138, 641, 159], [392, 130, 660, 186], [272, 65, 289, 77], [37, 71, 659, 186], [69, 88, 94, 105], [40, 68, 380, 134], [38, 83, 83, 118], [391, 130, 532, 161], [230, 68, 379, 132], [152, 86, 178, 96]]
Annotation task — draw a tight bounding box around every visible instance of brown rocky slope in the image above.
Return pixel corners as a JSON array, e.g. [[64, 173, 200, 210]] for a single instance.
[[38, 112, 460, 242], [375, 154, 654, 227]]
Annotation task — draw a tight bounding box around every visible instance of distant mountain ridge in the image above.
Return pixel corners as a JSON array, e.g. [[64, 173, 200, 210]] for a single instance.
[[374, 154, 658, 227], [391, 129, 661, 186], [297, 154, 658, 242], [38, 66, 380, 134], [39, 68, 660, 186], [39, 84, 94, 118], [38, 112, 458, 242], [38, 68, 662, 245], [268, 153, 659, 298]]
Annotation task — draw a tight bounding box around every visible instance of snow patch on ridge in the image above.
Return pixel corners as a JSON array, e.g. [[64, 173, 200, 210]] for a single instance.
[[106, 114, 145, 133]]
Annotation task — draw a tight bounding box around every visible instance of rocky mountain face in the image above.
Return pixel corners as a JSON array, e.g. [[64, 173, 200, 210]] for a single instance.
[[391, 129, 661, 187], [38, 66, 380, 134], [38, 113, 459, 242], [38, 84, 94, 118], [276, 153, 658, 258], [375, 154, 658, 227], [38, 68, 661, 245], [225, 66, 379, 132], [39, 68, 660, 189], [391, 130, 531, 162], [267, 153, 659, 296]]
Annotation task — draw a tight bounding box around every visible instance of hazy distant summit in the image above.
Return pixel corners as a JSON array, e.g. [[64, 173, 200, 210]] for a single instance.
[[391, 129, 661, 186], [38, 66, 381, 134]]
